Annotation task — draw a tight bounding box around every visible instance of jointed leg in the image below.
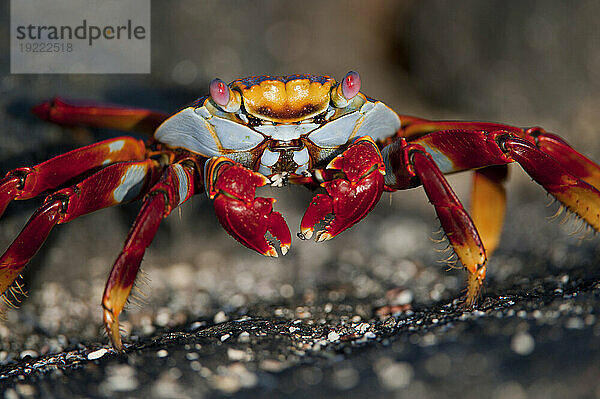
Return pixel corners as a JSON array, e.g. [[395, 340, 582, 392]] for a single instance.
[[384, 140, 488, 304], [401, 123, 600, 232], [526, 127, 600, 190], [0, 137, 147, 217], [32, 98, 169, 135], [383, 125, 600, 305], [102, 161, 199, 349], [0, 159, 161, 303], [500, 136, 600, 230]]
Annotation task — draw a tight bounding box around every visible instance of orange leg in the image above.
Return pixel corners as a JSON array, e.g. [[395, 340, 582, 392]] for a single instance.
[[470, 165, 509, 256]]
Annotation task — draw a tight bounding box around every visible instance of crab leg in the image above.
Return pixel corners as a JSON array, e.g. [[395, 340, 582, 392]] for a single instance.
[[500, 136, 600, 230], [385, 140, 488, 304], [526, 127, 600, 190], [102, 161, 198, 350], [0, 137, 147, 218], [470, 165, 509, 256], [32, 98, 169, 134], [383, 126, 600, 304], [0, 159, 161, 302], [395, 116, 523, 139], [403, 127, 600, 230]]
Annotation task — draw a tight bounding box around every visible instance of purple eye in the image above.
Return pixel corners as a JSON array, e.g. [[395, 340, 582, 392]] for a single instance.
[[341, 71, 361, 100], [210, 78, 230, 107]]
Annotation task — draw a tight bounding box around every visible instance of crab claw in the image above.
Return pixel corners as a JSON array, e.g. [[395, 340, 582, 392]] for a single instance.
[[207, 158, 291, 256], [300, 137, 385, 241]]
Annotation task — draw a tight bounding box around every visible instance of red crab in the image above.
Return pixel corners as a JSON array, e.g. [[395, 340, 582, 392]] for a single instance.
[[1, 71, 599, 350]]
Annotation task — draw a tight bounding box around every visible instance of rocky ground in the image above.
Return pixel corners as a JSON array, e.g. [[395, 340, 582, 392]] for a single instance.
[[1, 188, 600, 398]]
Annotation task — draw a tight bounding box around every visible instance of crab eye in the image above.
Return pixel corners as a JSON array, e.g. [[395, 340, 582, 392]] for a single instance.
[[341, 71, 361, 100], [209, 78, 230, 107], [209, 78, 242, 113], [331, 71, 362, 108]]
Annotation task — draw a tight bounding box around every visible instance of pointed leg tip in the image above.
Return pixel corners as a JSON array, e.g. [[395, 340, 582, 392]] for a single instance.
[[103, 308, 124, 351], [462, 269, 484, 308], [299, 228, 313, 240], [31, 102, 51, 120], [265, 247, 278, 258], [280, 244, 290, 256], [315, 231, 333, 242]]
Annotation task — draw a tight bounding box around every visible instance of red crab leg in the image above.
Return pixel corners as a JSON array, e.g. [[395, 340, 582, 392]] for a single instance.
[[500, 136, 600, 231], [404, 128, 600, 230], [0, 159, 161, 301], [470, 165, 509, 256], [0, 137, 147, 218], [395, 116, 523, 139], [405, 143, 487, 305], [383, 126, 600, 304], [32, 98, 169, 135], [205, 157, 291, 257], [526, 127, 600, 190], [300, 136, 386, 241], [102, 161, 198, 350]]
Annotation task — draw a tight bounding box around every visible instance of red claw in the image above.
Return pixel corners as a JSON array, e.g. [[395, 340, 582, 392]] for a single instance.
[[300, 137, 385, 241], [208, 158, 291, 256]]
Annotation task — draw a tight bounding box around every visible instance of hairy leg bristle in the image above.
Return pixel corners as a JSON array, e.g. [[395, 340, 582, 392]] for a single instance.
[[0, 275, 27, 310]]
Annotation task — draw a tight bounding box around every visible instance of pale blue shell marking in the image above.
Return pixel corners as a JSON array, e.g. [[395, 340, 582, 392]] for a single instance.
[[308, 101, 400, 148], [380, 146, 397, 186], [307, 112, 363, 147], [260, 149, 280, 166], [154, 107, 264, 156], [258, 148, 279, 175], [113, 163, 148, 203], [209, 113, 265, 150], [350, 102, 401, 142], [293, 147, 310, 173], [418, 142, 456, 174], [171, 164, 191, 206]]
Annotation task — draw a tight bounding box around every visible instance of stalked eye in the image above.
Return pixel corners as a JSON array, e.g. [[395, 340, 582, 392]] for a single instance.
[[341, 71, 361, 100], [210, 78, 229, 107], [331, 70, 362, 108], [209, 78, 241, 113]]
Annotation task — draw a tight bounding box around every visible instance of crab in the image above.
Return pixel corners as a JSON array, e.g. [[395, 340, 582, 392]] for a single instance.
[[1, 71, 600, 350]]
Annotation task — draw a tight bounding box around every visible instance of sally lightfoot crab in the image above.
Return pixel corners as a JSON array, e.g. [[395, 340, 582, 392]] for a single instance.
[[1, 71, 600, 350]]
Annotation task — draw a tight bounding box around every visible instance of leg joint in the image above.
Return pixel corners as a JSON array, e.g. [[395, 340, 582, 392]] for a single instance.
[[494, 133, 512, 154], [45, 193, 71, 213], [6, 168, 33, 191]]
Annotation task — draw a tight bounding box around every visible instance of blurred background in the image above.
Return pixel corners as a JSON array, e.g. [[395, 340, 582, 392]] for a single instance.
[[0, 0, 599, 373]]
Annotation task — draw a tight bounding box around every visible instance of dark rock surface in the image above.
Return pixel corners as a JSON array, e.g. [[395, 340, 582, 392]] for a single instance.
[[1, 260, 600, 398]]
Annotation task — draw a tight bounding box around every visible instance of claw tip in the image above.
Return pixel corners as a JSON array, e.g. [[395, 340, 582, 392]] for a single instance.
[[265, 247, 278, 258], [316, 231, 333, 242], [299, 228, 313, 240]]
